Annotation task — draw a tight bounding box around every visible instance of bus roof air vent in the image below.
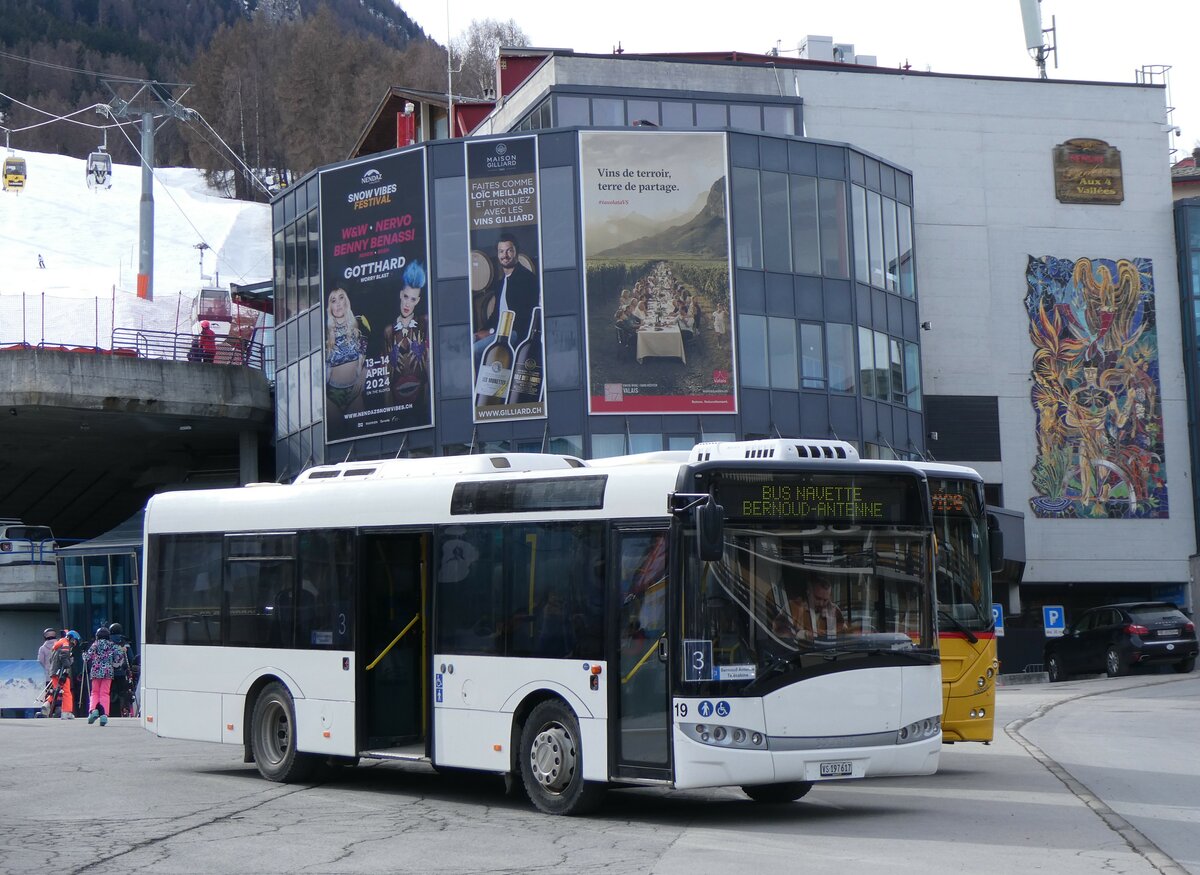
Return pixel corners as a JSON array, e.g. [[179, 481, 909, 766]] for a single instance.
[[690, 439, 859, 463]]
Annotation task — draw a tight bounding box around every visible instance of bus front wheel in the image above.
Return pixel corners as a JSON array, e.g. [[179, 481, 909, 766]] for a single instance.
[[519, 700, 606, 815], [251, 682, 316, 783], [742, 782, 813, 803]]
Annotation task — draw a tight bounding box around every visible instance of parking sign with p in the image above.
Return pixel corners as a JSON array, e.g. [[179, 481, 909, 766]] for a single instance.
[[1043, 605, 1066, 638]]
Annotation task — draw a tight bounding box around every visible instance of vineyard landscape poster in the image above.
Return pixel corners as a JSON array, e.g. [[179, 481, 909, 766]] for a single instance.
[[579, 131, 736, 414], [319, 150, 432, 443]]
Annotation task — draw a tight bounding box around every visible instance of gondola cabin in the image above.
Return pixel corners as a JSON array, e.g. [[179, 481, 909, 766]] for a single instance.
[[86, 150, 113, 190], [3, 156, 26, 192]]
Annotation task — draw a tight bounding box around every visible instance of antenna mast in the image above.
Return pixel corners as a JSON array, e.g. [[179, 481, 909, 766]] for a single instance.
[[1019, 0, 1057, 79]]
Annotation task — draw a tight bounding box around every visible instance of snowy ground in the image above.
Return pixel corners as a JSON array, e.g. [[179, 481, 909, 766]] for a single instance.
[[0, 150, 272, 347]]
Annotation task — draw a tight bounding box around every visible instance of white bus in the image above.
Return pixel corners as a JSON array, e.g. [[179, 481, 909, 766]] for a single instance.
[[141, 439, 943, 815]]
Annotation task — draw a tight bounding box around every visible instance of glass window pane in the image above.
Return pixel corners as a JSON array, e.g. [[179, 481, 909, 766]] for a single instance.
[[299, 352, 312, 429], [730, 104, 760, 130], [852, 184, 869, 285], [732, 168, 762, 269], [800, 322, 824, 388], [883, 198, 898, 292], [541, 166, 577, 270], [629, 433, 662, 453], [662, 102, 695, 128], [295, 215, 308, 312], [702, 432, 736, 443], [297, 530, 354, 649], [148, 534, 223, 646], [858, 326, 874, 398], [890, 337, 904, 403], [286, 362, 300, 434], [667, 435, 696, 451], [898, 203, 915, 298], [627, 100, 660, 126], [905, 341, 922, 410], [827, 323, 855, 393], [763, 105, 795, 135], [818, 179, 848, 278], [790, 176, 820, 275], [434, 176, 467, 279], [761, 171, 791, 273], [310, 352, 324, 425], [550, 435, 584, 457], [739, 314, 769, 387], [436, 526, 503, 655], [696, 103, 727, 127], [507, 523, 605, 658], [591, 434, 626, 458], [273, 231, 285, 322], [592, 97, 624, 126], [617, 530, 669, 766], [767, 316, 798, 389], [307, 210, 320, 312], [546, 315, 581, 389], [284, 224, 297, 322], [228, 556, 295, 647], [867, 190, 885, 288], [874, 331, 889, 401], [557, 95, 589, 125]]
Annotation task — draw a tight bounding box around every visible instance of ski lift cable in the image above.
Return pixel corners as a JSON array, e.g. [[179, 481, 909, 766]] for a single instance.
[[0, 47, 151, 84], [182, 109, 274, 199], [109, 119, 260, 285], [0, 92, 141, 134]]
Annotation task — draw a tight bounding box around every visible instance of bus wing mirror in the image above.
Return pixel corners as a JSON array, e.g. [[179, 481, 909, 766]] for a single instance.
[[987, 513, 1004, 574], [696, 497, 725, 562]]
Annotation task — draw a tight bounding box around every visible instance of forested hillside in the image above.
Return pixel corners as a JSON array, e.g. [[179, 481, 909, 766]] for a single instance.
[[0, 0, 445, 197]]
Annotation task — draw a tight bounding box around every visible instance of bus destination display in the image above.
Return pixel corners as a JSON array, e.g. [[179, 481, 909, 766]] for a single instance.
[[930, 479, 979, 517], [715, 475, 918, 524]]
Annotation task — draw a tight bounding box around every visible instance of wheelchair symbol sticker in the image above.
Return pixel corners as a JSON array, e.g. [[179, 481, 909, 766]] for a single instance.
[[716, 701, 731, 717], [698, 700, 714, 718]]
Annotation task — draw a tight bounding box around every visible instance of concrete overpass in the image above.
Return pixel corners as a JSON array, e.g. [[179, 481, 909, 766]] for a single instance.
[[0, 348, 273, 541]]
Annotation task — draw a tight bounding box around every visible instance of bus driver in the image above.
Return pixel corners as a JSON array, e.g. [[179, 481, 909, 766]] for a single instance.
[[776, 574, 847, 642]]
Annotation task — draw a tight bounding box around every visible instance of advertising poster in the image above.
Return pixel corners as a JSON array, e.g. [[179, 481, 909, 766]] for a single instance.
[[579, 131, 736, 414], [319, 150, 432, 443], [467, 136, 547, 422]]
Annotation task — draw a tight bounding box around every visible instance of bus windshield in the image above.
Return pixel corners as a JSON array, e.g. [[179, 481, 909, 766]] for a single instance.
[[683, 523, 935, 683], [929, 477, 992, 633]]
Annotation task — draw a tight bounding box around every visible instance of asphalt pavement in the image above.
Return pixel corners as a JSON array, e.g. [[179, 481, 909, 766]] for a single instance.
[[0, 673, 1195, 874]]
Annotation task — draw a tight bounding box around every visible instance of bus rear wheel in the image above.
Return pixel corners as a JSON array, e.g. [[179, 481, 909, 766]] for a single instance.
[[519, 700, 606, 816], [251, 682, 316, 783], [742, 782, 813, 803]]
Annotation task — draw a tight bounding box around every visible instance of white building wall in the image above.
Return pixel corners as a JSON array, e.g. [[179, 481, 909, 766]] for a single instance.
[[496, 56, 1193, 588]]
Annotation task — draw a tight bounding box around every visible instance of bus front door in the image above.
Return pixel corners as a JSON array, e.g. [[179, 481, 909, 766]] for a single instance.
[[612, 529, 672, 781], [360, 533, 427, 750]]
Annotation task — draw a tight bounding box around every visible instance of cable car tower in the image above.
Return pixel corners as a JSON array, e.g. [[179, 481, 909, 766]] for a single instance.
[[87, 112, 113, 190]]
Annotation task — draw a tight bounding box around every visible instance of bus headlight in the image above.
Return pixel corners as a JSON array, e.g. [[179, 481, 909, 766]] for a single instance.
[[896, 716, 940, 744], [681, 723, 767, 750]]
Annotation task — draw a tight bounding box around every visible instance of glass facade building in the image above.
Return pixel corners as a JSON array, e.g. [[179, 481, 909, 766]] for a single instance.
[[271, 120, 923, 476]]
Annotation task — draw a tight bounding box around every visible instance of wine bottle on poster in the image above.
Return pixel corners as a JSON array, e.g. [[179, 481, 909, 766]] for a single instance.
[[506, 307, 544, 405], [474, 309, 515, 407]]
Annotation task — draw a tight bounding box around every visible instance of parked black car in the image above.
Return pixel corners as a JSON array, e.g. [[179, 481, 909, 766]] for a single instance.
[[1045, 602, 1197, 681]]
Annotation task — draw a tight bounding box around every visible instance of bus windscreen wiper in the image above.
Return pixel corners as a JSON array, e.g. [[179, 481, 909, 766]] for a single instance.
[[938, 609, 978, 644]]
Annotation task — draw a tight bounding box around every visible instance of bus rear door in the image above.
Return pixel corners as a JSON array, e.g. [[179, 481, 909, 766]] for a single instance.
[[359, 531, 428, 752]]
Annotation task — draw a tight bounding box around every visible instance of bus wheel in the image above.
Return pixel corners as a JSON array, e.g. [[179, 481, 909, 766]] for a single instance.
[[519, 700, 606, 816], [251, 682, 316, 783], [742, 782, 813, 803]]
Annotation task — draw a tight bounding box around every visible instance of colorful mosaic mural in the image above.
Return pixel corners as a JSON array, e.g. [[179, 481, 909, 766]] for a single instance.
[[1024, 256, 1167, 519]]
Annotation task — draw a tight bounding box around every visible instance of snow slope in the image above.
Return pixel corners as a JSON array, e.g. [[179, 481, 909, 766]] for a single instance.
[[0, 150, 272, 345]]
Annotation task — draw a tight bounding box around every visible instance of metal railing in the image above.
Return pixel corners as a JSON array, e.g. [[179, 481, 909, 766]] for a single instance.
[[110, 328, 268, 370]]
